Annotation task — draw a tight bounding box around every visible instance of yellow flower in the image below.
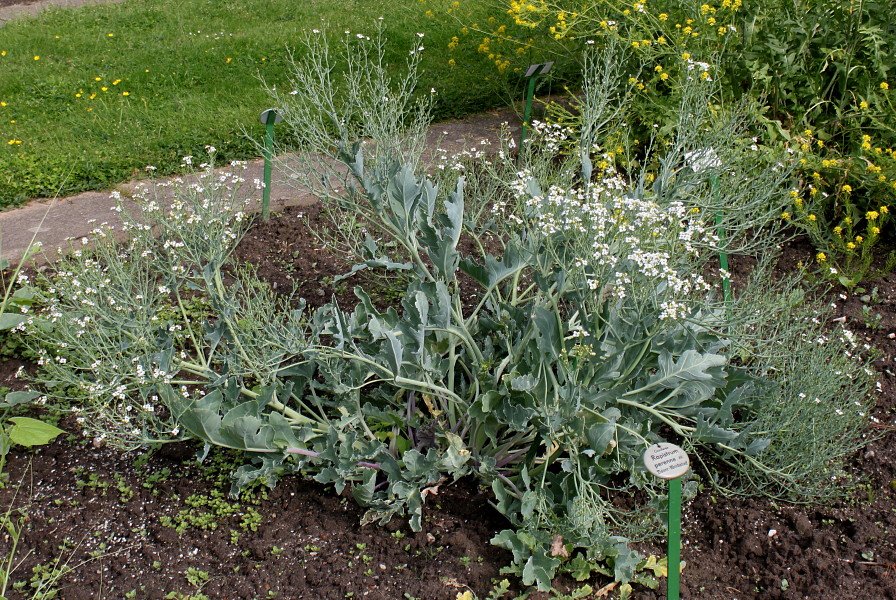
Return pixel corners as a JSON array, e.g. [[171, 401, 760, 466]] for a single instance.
[[33, 55, 40, 60], [226, 57, 232, 63], [7, 139, 22, 145], [781, 212, 790, 220], [816, 252, 827, 262], [657, 36, 666, 44], [866, 210, 879, 220], [101, 86, 108, 92], [855, 236, 863, 243], [789, 189, 799, 198], [833, 226, 842, 236], [0, 51, 5, 56], [0, 101, 5, 107], [95, 77, 102, 81], [846, 242, 856, 250], [871, 227, 880, 235], [112, 79, 121, 85], [803, 129, 813, 136], [718, 27, 727, 35], [881, 206, 890, 214], [881, 82, 889, 90], [122, 91, 130, 96], [859, 101, 869, 110], [448, 58, 456, 67], [841, 184, 852, 193], [808, 214, 817, 221], [108, 33, 114, 37], [659, 12, 668, 20], [681, 52, 691, 60], [660, 72, 669, 80]]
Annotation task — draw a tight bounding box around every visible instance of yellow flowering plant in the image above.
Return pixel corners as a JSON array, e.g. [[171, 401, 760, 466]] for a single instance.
[[790, 130, 896, 288]]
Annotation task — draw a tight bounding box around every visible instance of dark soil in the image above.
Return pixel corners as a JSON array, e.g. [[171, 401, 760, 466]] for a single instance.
[[2, 205, 895, 600]]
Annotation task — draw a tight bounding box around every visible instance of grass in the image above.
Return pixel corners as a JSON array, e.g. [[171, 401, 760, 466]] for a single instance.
[[0, 0, 505, 207]]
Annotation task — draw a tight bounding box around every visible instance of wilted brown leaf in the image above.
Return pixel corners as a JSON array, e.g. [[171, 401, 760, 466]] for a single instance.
[[550, 534, 569, 558]]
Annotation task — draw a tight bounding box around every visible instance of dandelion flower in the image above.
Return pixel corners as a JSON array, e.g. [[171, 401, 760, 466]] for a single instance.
[[33, 55, 40, 60]]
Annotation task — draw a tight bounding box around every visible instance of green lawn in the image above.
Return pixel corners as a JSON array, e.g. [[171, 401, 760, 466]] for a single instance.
[[0, 0, 504, 206]]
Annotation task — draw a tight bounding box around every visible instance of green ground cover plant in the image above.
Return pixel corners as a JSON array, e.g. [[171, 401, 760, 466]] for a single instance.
[[443, 0, 895, 287], [18, 33, 877, 593], [0, 0, 503, 207]]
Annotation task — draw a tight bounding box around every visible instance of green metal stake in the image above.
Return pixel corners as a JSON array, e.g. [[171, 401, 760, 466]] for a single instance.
[[644, 443, 690, 600], [667, 476, 683, 600], [259, 108, 282, 221], [519, 62, 553, 151]]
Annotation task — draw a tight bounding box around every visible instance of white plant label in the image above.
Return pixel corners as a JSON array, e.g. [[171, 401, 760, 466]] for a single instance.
[[643, 443, 690, 480]]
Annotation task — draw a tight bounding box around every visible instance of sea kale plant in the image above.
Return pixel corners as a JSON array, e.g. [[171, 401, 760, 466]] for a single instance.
[[23, 33, 877, 592]]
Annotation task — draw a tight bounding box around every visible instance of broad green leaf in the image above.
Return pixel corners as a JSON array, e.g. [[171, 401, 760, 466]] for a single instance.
[[351, 469, 378, 506], [510, 374, 538, 392], [693, 413, 739, 444], [643, 350, 727, 408], [0, 313, 26, 331], [491, 529, 531, 564], [0, 391, 41, 408], [586, 422, 617, 454], [8, 417, 64, 447], [522, 550, 560, 591]]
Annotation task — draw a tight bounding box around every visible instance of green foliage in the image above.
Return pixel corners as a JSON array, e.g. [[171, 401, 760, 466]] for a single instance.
[[24, 33, 877, 594], [0, 243, 64, 481], [449, 0, 895, 286]]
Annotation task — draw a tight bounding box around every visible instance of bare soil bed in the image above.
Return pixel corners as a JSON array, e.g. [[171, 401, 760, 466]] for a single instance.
[[1, 204, 895, 600]]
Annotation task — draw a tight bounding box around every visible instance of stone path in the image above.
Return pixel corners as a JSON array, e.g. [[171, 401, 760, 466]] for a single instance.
[[0, 111, 519, 265]]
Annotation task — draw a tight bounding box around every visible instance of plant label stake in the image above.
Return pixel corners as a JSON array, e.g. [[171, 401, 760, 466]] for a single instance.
[[259, 108, 283, 221], [519, 62, 553, 151], [644, 442, 690, 600]]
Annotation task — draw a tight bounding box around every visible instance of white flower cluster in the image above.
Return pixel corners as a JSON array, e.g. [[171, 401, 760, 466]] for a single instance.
[[512, 166, 716, 318]]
